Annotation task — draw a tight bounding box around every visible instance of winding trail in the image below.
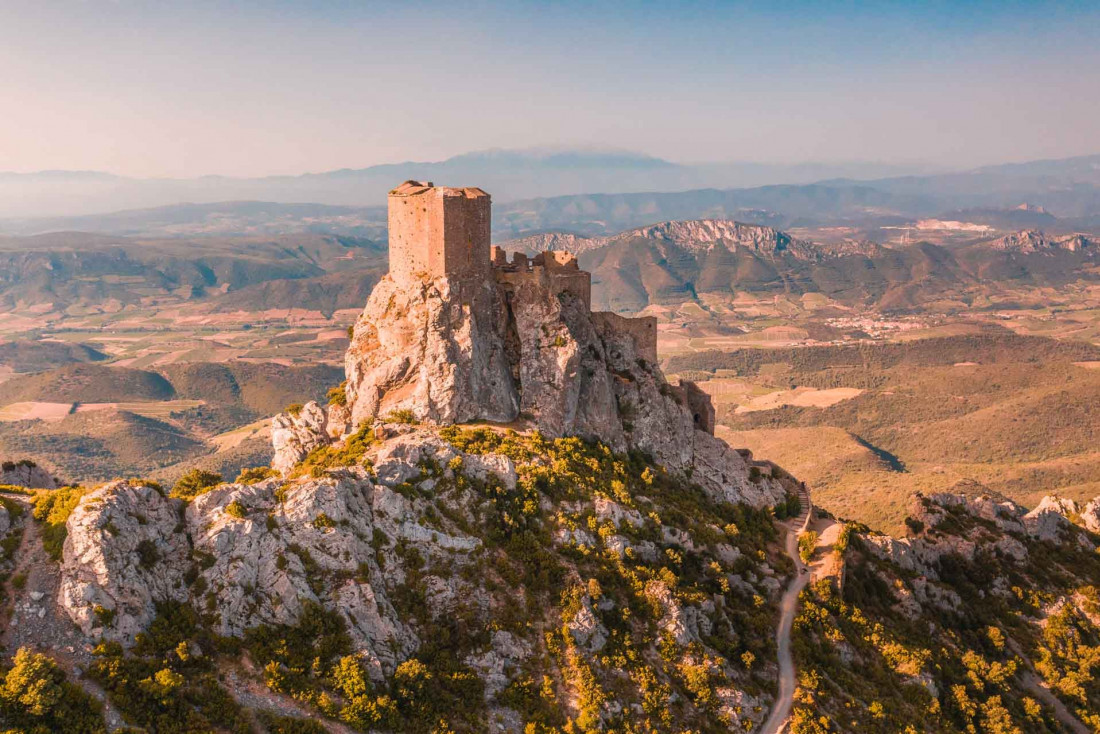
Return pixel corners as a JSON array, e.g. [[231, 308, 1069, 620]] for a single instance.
[[761, 486, 812, 734]]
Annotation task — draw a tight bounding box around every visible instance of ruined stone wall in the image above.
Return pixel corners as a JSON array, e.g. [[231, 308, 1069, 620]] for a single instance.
[[590, 311, 658, 364], [493, 250, 592, 309], [674, 380, 716, 435]]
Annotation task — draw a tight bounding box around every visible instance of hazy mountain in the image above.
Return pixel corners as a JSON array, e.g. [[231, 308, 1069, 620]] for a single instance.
[[0, 232, 385, 310], [538, 222, 1100, 312], [0, 148, 937, 219]]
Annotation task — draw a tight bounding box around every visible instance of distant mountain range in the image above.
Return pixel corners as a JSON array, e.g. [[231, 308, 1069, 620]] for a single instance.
[[10, 147, 1099, 223], [5, 152, 1099, 240], [501, 221, 1100, 312]]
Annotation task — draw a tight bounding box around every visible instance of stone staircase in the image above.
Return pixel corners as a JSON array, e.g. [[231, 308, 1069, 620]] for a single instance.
[[793, 484, 812, 531]]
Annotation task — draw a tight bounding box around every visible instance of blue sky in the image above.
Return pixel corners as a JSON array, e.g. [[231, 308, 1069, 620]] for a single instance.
[[1, 0, 1097, 176]]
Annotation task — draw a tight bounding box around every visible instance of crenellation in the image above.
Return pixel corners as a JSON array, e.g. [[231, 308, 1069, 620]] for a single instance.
[[385, 179, 651, 365]]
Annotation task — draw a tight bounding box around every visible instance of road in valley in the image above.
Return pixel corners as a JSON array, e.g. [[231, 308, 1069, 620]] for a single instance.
[[760, 487, 812, 734]]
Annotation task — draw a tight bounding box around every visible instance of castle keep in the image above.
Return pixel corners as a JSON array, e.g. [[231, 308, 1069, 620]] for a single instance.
[[387, 180, 660, 366], [388, 181, 492, 284], [339, 180, 715, 440]]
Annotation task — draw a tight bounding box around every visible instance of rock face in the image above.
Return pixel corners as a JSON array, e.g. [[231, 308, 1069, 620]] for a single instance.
[[0, 459, 57, 489], [340, 269, 786, 508], [186, 473, 420, 680], [270, 401, 333, 475], [500, 219, 819, 260], [344, 276, 517, 429], [1082, 498, 1100, 534], [60, 481, 191, 642]]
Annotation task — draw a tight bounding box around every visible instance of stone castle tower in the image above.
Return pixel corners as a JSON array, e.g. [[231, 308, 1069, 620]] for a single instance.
[[387, 181, 491, 285]]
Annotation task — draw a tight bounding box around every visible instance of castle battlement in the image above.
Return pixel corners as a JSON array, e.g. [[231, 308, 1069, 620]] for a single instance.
[[384, 181, 668, 397]]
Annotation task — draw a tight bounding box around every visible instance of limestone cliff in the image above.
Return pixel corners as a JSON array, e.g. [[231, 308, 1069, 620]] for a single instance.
[[338, 252, 783, 509]]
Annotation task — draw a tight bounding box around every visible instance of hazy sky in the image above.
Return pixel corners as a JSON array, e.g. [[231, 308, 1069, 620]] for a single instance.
[[2, 0, 1098, 177]]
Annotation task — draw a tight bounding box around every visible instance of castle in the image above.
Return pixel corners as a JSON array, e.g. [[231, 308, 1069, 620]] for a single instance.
[[384, 181, 713, 434]]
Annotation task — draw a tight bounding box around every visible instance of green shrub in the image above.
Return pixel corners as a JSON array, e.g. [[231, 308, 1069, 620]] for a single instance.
[[327, 381, 348, 407], [285, 403, 304, 417], [171, 470, 223, 500], [384, 409, 418, 425], [235, 466, 278, 485], [136, 539, 160, 569], [225, 501, 247, 519], [0, 647, 105, 732], [256, 710, 327, 734], [293, 424, 375, 477], [798, 530, 819, 564], [94, 605, 116, 627], [89, 602, 250, 733], [32, 487, 86, 561]]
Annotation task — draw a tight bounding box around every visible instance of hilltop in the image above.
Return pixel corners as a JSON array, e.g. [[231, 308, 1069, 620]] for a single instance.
[[0, 183, 1098, 733]]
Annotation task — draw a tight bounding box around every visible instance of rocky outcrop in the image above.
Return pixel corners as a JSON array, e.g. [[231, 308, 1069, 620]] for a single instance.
[[1023, 496, 1080, 542], [986, 230, 1097, 253], [500, 220, 819, 261], [186, 473, 418, 680], [0, 459, 57, 489], [340, 268, 787, 509], [270, 401, 333, 475], [344, 276, 518, 429], [59, 481, 191, 642], [1082, 499, 1100, 534]]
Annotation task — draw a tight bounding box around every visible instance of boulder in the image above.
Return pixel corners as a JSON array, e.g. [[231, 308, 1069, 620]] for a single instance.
[[271, 401, 331, 475], [0, 460, 57, 489], [59, 481, 191, 643]]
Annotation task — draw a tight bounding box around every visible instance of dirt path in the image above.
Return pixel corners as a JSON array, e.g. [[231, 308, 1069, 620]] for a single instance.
[[1007, 638, 1090, 734], [760, 485, 812, 734], [225, 658, 356, 733], [0, 496, 127, 730]]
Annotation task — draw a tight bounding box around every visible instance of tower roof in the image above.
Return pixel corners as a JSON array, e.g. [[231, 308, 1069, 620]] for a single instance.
[[389, 180, 489, 198]]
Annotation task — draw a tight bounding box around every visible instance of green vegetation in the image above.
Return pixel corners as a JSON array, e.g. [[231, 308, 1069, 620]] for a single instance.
[[255, 710, 327, 734], [31, 486, 87, 560], [235, 465, 278, 484], [773, 491, 803, 520], [89, 602, 250, 733], [798, 530, 818, 564], [0, 647, 105, 732], [285, 403, 304, 417], [292, 423, 376, 477], [383, 409, 418, 425], [171, 469, 223, 500], [224, 501, 247, 519], [790, 501, 1100, 732], [327, 381, 348, 407]]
